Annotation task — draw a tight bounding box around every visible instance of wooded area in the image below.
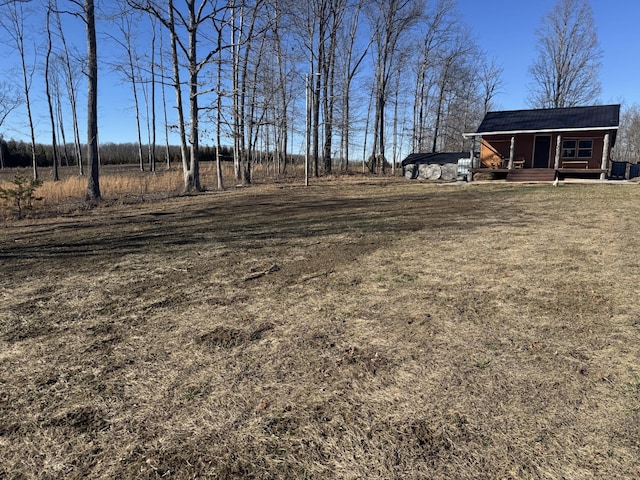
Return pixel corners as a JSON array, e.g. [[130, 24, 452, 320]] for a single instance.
[[1, 0, 640, 197], [0, 0, 504, 193]]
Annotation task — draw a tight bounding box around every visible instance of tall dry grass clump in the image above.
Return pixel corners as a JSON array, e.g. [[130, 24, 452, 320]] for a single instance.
[[2, 160, 326, 217], [101, 169, 185, 195], [35, 176, 87, 204], [33, 170, 184, 205]]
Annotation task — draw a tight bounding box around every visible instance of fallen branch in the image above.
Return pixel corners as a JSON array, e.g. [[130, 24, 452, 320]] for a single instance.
[[300, 270, 334, 282], [244, 264, 280, 281]]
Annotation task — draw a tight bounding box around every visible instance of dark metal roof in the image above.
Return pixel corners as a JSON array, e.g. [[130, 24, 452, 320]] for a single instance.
[[401, 151, 469, 166], [474, 104, 620, 134]]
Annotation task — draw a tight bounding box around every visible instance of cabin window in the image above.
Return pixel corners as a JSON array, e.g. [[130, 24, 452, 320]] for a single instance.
[[562, 139, 592, 158], [577, 140, 593, 158]]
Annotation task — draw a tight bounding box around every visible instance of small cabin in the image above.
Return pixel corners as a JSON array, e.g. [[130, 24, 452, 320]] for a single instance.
[[463, 104, 620, 181]]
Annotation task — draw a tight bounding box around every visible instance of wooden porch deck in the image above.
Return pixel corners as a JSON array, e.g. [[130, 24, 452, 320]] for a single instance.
[[469, 168, 607, 182]]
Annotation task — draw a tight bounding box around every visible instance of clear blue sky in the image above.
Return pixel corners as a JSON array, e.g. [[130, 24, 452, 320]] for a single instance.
[[459, 0, 635, 110], [0, 0, 637, 145]]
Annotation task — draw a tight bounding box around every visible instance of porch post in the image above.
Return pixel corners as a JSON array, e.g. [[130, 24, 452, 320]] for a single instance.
[[554, 134, 562, 170], [600, 133, 610, 180], [470, 137, 474, 167], [508, 136, 515, 169]]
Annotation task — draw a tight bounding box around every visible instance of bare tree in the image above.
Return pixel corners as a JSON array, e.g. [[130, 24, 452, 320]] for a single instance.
[[53, 1, 84, 174], [265, 0, 293, 177], [158, 24, 171, 169], [214, 19, 224, 189], [528, 0, 602, 109], [147, 15, 157, 172], [45, 1, 60, 180], [83, 0, 100, 200], [291, 0, 345, 177], [128, 0, 231, 192], [407, 3, 498, 155], [479, 57, 503, 115], [245, 28, 268, 179], [0, 82, 22, 169], [181, 0, 231, 191], [230, 0, 267, 184], [112, 11, 146, 171], [366, 0, 422, 173], [322, 0, 349, 174], [616, 104, 640, 163], [411, 0, 455, 153], [1, 0, 39, 180], [166, 0, 189, 180], [51, 60, 70, 167], [336, 0, 370, 172], [430, 32, 476, 153], [0, 84, 22, 136], [296, 0, 324, 178], [438, 53, 481, 152], [126, 0, 188, 187]]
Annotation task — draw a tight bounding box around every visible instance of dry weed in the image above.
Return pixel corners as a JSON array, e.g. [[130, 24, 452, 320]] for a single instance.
[[0, 162, 308, 218]]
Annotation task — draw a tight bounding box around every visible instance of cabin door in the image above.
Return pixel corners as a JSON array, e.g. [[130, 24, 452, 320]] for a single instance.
[[533, 135, 551, 168]]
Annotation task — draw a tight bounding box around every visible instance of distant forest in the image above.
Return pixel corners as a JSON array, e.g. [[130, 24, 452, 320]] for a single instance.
[[0, 139, 234, 169], [3, 0, 640, 195]]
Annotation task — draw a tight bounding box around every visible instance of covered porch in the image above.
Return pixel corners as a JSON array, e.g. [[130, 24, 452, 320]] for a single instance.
[[464, 132, 611, 182]]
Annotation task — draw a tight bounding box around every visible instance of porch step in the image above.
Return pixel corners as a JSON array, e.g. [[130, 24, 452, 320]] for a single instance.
[[506, 168, 556, 182]]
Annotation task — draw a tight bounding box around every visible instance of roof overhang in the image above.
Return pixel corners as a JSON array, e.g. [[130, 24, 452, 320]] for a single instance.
[[463, 125, 619, 138]]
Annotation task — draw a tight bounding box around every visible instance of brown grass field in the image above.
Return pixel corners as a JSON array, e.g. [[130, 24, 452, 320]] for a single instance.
[[0, 163, 303, 212], [1, 172, 639, 478]]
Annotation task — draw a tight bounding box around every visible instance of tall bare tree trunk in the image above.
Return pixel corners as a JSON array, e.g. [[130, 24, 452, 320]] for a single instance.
[[215, 23, 224, 190], [340, 0, 368, 172], [158, 25, 171, 169], [118, 15, 145, 171], [3, 2, 39, 180], [231, 0, 261, 185], [231, 2, 241, 182], [85, 0, 100, 201], [321, 0, 346, 174], [362, 80, 374, 173], [167, 0, 189, 180], [312, 43, 322, 177], [184, 0, 201, 192], [149, 17, 157, 172], [53, 3, 83, 174], [368, 0, 421, 173], [392, 69, 400, 175], [52, 70, 70, 167], [322, 31, 335, 174], [45, 3, 59, 181], [269, 2, 288, 176], [376, 65, 386, 173]]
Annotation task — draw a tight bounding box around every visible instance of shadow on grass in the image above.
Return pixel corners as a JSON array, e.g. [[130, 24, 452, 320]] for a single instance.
[[0, 186, 528, 264]]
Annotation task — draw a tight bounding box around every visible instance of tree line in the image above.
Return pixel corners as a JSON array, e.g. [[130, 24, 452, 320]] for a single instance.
[[2, 0, 633, 199], [0, 138, 235, 169]]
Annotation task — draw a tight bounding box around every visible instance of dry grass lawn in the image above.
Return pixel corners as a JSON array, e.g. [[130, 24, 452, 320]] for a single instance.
[[1, 178, 639, 479]]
